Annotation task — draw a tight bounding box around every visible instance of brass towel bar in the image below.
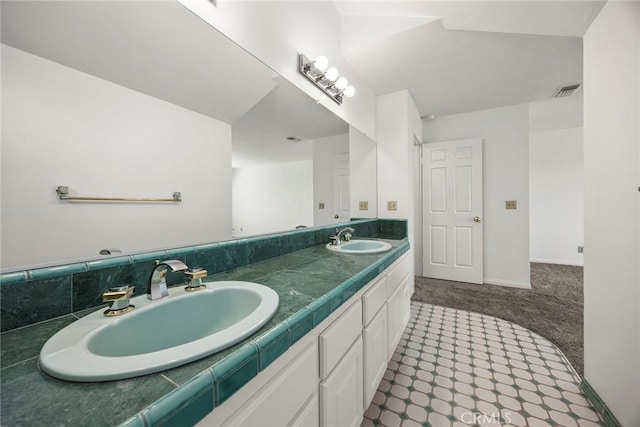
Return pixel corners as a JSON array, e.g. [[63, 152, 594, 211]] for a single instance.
[[55, 186, 182, 202]]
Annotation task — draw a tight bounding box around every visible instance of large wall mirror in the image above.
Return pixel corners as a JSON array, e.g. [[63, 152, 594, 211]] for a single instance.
[[0, 1, 376, 271]]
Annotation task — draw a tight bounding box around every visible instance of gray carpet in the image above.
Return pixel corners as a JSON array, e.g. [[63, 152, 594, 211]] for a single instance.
[[412, 263, 584, 376]]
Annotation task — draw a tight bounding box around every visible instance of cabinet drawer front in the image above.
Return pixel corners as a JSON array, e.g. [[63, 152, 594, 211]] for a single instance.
[[362, 276, 387, 327], [223, 342, 318, 427], [387, 254, 411, 297], [319, 299, 363, 380]]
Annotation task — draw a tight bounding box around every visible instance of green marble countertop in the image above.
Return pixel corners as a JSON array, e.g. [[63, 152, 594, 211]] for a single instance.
[[1, 239, 408, 427]]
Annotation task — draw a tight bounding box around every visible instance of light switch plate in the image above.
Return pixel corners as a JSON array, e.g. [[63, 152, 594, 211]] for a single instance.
[[387, 201, 398, 211], [319, 202, 325, 209], [506, 200, 517, 209], [359, 201, 368, 210]]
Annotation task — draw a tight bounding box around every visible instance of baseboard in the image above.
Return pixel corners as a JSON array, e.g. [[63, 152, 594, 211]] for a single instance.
[[483, 278, 531, 289], [530, 258, 584, 267], [581, 379, 622, 427]]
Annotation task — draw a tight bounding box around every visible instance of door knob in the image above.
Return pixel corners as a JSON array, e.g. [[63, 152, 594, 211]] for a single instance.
[[473, 216, 481, 223], [334, 214, 339, 219]]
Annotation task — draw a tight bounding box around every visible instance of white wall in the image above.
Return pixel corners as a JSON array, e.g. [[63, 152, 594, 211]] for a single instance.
[[1, 45, 232, 270], [583, 2, 640, 426], [179, 0, 376, 138], [348, 126, 377, 219], [232, 161, 313, 237], [423, 104, 531, 287], [529, 94, 583, 133], [376, 90, 420, 282], [312, 134, 349, 226], [376, 91, 410, 221], [530, 127, 584, 266]]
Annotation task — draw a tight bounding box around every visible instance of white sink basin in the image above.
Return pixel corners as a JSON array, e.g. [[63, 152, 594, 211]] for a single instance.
[[326, 240, 392, 254], [40, 281, 278, 382]]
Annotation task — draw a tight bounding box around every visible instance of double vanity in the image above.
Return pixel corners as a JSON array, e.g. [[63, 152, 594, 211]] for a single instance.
[[0, 219, 411, 426]]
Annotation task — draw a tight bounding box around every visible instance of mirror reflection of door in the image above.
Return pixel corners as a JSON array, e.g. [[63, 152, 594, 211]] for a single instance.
[[333, 154, 350, 223]]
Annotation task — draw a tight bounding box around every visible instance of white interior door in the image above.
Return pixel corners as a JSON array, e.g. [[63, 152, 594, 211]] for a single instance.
[[333, 154, 350, 223], [422, 139, 483, 284]]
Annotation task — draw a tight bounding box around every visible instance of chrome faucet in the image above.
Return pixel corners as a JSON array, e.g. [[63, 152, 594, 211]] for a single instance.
[[333, 227, 355, 245], [148, 260, 188, 300]]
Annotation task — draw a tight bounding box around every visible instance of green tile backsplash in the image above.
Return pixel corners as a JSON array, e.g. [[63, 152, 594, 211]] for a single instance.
[[0, 276, 72, 331], [0, 219, 405, 332], [377, 218, 408, 239]]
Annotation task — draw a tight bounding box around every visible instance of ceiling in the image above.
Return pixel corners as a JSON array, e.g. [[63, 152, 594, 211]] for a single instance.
[[335, 0, 605, 117], [232, 77, 348, 168], [1, 0, 605, 143]]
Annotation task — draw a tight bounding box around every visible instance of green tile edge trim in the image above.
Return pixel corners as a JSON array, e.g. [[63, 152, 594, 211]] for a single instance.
[[580, 379, 623, 427], [211, 343, 259, 406], [141, 370, 215, 427]]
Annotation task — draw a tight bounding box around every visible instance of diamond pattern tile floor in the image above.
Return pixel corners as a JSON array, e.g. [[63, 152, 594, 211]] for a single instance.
[[362, 302, 603, 427]]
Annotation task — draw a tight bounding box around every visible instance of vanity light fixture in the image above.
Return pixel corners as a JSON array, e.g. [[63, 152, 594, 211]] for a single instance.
[[298, 53, 355, 105]]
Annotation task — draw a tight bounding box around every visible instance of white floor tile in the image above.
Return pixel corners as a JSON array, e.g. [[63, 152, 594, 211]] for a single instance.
[[361, 303, 605, 427]]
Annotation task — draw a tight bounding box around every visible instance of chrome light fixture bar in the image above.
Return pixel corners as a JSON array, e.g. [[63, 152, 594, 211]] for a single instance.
[[298, 53, 355, 105]]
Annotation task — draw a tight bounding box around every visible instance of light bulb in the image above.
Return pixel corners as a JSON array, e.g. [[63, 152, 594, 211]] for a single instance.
[[343, 85, 355, 98], [324, 67, 339, 82], [335, 77, 348, 90], [314, 56, 328, 71]]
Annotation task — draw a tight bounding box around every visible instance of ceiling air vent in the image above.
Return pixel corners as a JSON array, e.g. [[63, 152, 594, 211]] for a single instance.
[[553, 84, 582, 98]]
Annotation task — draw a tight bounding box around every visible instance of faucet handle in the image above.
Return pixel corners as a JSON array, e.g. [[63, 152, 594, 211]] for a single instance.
[[102, 286, 134, 301], [102, 286, 135, 317], [185, 267, 207, 292]]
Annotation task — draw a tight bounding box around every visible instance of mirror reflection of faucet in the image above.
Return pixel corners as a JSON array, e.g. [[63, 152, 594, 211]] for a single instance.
[[330, 227, 355, 246]]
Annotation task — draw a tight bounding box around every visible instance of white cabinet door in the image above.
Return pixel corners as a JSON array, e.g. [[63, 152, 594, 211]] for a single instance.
[[363, 306, 387, 407], [320, 337, 364, 427], [387, 285, 404, 359]]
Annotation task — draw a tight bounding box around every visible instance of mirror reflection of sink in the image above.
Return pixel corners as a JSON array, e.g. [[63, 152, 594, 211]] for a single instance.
[[326, 240, 392, 254], [39, 281, 278, 382]]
